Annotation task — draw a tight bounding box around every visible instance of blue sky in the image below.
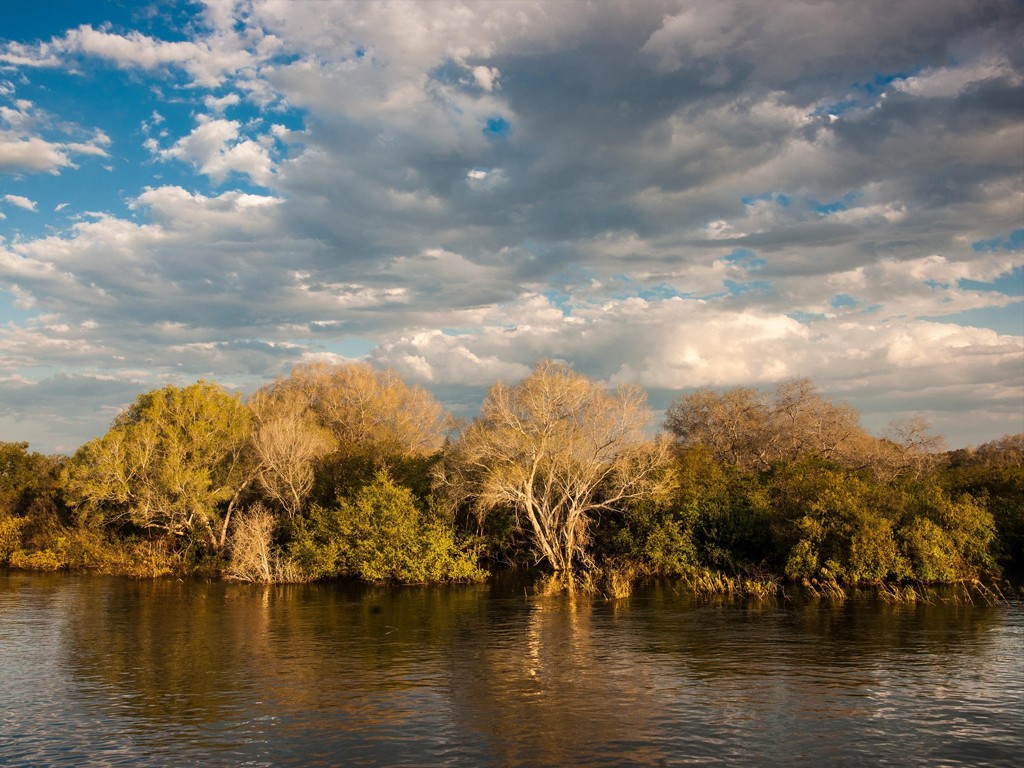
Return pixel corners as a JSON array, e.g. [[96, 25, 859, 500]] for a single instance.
[[1, 0, 1022, 453]]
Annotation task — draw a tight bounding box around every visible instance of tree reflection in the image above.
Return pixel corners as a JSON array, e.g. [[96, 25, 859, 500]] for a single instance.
[[49, 573, 1017, 766]]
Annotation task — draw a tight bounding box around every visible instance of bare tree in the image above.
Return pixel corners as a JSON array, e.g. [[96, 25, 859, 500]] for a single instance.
[[884, 416, 947, 480], [248, 388, 332, 518], [973, 433, 1024, 468], [443, 360, 668, 580], [225, 503, 303, 583], [770, 379, 865, 466], [665, 379, 877, 472], [664, 387, 772, 470]]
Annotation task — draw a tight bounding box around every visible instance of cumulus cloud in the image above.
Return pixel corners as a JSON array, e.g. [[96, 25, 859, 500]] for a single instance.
[[0, 23, 256, 87], [0, 96, 109, 173], [0, 0, 1021, 451], [153, 115, 275, 185]]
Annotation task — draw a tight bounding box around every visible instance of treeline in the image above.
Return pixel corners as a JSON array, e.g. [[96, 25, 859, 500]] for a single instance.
[[1, 360, 1020, 591]]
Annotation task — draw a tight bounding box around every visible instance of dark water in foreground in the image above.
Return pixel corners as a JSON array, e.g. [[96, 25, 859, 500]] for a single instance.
[[1, 571, 1022, 767]]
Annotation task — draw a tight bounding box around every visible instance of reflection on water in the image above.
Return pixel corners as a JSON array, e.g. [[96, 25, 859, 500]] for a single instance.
[[1, 571, 1022, 767]]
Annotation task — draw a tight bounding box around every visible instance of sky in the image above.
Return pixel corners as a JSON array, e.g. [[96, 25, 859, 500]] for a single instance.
[[0, 0, 1022, 454]]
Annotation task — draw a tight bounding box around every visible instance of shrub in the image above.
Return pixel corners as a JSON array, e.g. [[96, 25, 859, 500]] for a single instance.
[[291, 472, 484, 584], [339, 473, 484, 583], [0, 515, 26, 565]]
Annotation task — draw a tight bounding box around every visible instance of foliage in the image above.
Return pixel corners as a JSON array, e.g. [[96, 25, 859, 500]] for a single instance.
[[1, 442, 65, 516], [287, 502, 348, 581], [62, 381, 251, 551], [291, 472, 484, 584], [765, 458, 996, 584], [939, 441, 1023, 573], [769, 460, 908, 583], [246, 362, 452, 514], [262, 362, 452, 459], [1, 369, 1016, 590], [0, 515, 26, 565], [896, 484, 996, 581], [1, 441, 69, 566]]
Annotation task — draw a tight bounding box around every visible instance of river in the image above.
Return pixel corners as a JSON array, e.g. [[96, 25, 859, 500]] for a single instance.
[[1, 570, 1021, 767]]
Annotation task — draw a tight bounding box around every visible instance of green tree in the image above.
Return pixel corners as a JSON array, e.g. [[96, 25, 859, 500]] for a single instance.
[[0, 442, 67, 564], [895, 484, 996, 581], [62, 381, 251, 551]]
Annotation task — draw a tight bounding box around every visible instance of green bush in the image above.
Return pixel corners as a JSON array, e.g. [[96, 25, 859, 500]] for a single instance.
[[0, 515, 26, 565], [896, 484, 995, 581], [605, 497, 699, 577], [772, 460, 906, 583], [291, 472, 484, 584]]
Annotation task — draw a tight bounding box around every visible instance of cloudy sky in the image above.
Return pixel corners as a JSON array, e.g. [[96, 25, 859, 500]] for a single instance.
[[1, 0, 1022, 453]]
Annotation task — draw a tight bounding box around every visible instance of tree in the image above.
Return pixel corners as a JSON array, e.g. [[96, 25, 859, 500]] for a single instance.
[[269, 362, 451, 458], [884, 416, 946, 480], [665, 379, 878, 472], [253, 362, 453, 504], [0, 442, 67, 565], [247, 386, 332, 519], [443, 360, 667, 581], [664, 387, 771, 470], [62, 381, 251, 550]]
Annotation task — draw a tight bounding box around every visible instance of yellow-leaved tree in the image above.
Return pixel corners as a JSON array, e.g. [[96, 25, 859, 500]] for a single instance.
[[63, 381, 251, 551]]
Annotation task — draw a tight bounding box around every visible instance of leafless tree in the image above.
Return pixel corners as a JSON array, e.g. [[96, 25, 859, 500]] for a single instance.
[[225, 503, 303, 583], [665, 378, 892, 474], [884, 416, 947, 480], [442, 360, 668, 581], [248, 388, 331, 518]]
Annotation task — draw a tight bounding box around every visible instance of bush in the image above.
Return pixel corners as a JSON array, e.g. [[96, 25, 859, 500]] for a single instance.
[[771, 460, 907, 583], [291, 472, 484, 584], [0, 515, 26, 565], [9, 548, 64, 571], [341, 473, 483, 583], [225, 503, 304, 583], [896, 484, 995, 581]]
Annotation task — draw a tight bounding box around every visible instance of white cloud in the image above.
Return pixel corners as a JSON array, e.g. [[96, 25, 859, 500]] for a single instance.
[[0, 1, 1021, 453], [472, 65, 501, 91], [0, 97, 110, 174], [155, 115, 275, 185], [3, 194, 37, 211], [204, 92, 241, 113], [0, 24, 256, 88], [0, 134, 72, 172]]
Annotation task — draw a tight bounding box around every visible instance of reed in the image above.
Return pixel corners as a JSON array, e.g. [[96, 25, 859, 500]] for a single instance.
[[800, 577, 847, 601], [684, 569, 783, 601], [876, 582, 933, 604]]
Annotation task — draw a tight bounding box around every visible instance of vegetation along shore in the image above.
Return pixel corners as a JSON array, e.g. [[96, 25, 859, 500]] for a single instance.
[[1, 360, 1021, 596]]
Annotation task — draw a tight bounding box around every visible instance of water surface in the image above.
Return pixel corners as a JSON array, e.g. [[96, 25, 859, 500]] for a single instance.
[[2, 571, 1021, 766]]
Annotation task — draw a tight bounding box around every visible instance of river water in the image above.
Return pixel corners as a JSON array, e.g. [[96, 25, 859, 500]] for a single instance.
[[1, 570, 1021, 767]]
